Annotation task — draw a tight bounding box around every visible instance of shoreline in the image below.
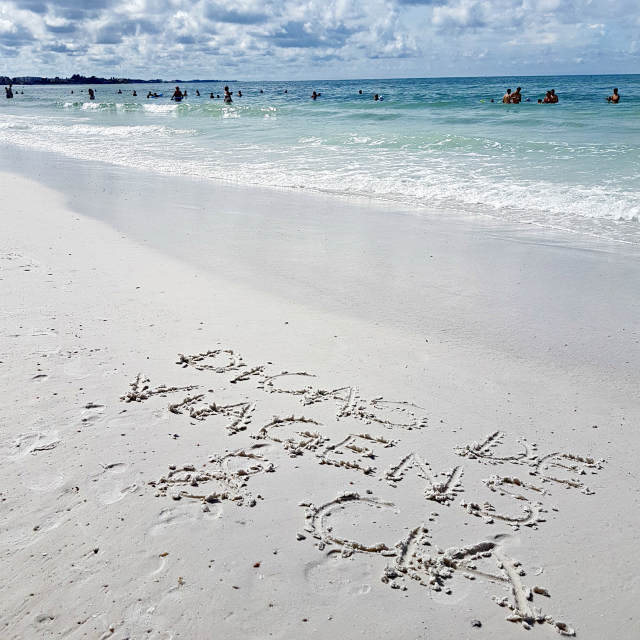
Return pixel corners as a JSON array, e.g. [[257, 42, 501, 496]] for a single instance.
[[0, 159, 638, 638], [2, 144, 639, 378]]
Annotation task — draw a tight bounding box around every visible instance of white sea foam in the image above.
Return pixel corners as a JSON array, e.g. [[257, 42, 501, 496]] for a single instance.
[[143, 104, 178, 113], [1, 79, 639, 244]]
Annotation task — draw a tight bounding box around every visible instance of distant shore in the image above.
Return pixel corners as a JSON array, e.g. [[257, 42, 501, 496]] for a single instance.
[[1, 74, 236, 85]]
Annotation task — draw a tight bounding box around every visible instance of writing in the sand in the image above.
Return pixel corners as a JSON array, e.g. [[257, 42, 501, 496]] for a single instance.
[[122, 348, 604, 637]]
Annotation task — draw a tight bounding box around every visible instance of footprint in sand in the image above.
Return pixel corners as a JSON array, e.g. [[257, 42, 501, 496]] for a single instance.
[[98, 482, 138, 505], [33, 613, 55, 626], [147, 503, 222, 537], [0, 252, 41, 272], [303, 553, 375, 596], [85, 462, 138, 505], [22, 474, 66, 493], [104, 408, 160, 435], [63, 356, 95, 380], [75, 402, 106, 428], [0, 431, 59, 460]]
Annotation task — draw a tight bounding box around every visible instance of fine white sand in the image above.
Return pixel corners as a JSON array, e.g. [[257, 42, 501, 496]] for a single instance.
[[1, 164, 638, 639]]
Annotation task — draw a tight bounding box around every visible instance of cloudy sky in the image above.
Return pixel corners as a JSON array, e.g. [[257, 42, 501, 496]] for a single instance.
[[1, 0, 639, 79]]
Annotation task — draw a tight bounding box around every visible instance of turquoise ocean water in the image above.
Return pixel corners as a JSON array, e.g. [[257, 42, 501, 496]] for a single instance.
[[1, 75, 639, 244]]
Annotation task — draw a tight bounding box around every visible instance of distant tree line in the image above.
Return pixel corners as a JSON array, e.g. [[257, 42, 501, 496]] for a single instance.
[[1, 74, 228, 85], [0, 74, 164, 85]]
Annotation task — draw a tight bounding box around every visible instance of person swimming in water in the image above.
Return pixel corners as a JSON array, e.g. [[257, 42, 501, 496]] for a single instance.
[[132, 90, 137, 96], [511, 87, 522, 103], [210, 92, 214, 98], [171, 86, 183, 101], [550, 89, 558, 103], [237, 90, 242, 97], [88, 88, 95, 100], [5, 84, 13, 99], [196, 90, 200, 96], [543, 91, 552, 103], [502, 88, 511, 103], [224, 86, 233, 103], [312, 91, 318, 99], [607, 88, 620, 103], [374, 94, 379, 100]]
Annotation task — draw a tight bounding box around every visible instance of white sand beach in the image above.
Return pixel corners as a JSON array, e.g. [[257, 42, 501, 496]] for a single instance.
[[1, 154, 638, 639]]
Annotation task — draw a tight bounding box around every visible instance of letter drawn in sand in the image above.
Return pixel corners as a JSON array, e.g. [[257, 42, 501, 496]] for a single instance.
[[176, 349, 245, 373], [454, 431, 534, 464], [230, 366, 265, 384], [250, 415, 326, 457], [457, 432, 604, 494], [300, 491, 398, 554], [492, 546, 575, 635], [460, 475, 547, 529], [534, 452, 603, 494], [121, 351, 599, 636], [303, 385, 359, 416], [384, 453, 463, 504], [305, 387, 428, 429], [168, 395, 255, 434], [318, 433, 396, 475], [257, 371, 317, 395], [120, 374, 199, 403], [149, 447, 275, 508], [385, 531, 575, 634]]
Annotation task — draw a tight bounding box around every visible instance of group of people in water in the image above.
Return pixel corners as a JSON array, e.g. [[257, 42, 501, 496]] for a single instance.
[[502, 87, 559, 103], [2, 83, 625, 105], [4, 84, 24, 98], [500, 86, 621, 104], [97, 85, 628, 105], [503, 87, 524, 103], [161, 85, 621, 105], [167, 85, 237, 102]]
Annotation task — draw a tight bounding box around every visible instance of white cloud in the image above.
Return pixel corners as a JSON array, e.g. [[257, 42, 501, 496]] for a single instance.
[[0, 0, 639, 77]]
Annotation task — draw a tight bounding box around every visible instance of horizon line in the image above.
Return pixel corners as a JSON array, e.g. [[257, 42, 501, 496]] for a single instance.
[[3, 71, 640, 85]]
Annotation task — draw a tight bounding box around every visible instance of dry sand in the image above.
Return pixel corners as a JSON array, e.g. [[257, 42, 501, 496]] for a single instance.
[[0, 165, 638, 639]]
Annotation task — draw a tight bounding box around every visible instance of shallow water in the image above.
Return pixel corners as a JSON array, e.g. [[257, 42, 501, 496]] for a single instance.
[[2, 75, 640, 244]]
